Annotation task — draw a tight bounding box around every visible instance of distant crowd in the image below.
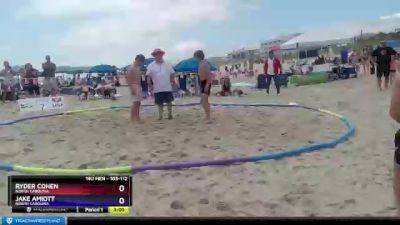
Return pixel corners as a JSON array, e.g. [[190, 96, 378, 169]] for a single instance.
[[345, 42, 399, 90], [0, 55, 122, 103], [0, 55, 58, 102]]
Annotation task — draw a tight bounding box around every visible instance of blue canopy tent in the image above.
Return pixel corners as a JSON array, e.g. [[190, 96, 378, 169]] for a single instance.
[[174, 58, 217, 73], [386, 40, 400, 52], [89, 64, 117, 74], [123, 58, 155, 72]]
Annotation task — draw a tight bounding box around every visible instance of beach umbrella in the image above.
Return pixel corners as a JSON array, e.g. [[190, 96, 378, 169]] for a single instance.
[[58, 69, 88, 74], [89, 64, 116, 74], [174, 58, 217, 73], [387, 40, 400, 51]]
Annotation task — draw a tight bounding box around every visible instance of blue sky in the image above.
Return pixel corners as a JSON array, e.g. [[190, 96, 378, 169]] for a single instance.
[[0, 0, 398, 67]]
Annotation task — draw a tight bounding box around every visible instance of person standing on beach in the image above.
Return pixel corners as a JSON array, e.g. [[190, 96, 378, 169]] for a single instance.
[[42, 55, 58, 96], [350, 51, 361, 75], [146, 48, 175, 120], [264, 50, 282, 95], [126, 54, 146, 122], [194, 50, 212, 120], [361, 49, 371, 76], [0, 61, 16, 102], [340, 47, 349, 64], [372, 42, 397, 90]]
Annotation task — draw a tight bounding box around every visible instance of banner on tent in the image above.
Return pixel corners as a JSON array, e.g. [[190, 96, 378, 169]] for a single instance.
[[18, 96, 65, 113]]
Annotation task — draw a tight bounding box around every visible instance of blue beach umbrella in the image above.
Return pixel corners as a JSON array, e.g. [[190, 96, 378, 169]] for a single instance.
[[89, 64, 116, 74], [174, 58, 217, 73], [386, 40, 400, 51]]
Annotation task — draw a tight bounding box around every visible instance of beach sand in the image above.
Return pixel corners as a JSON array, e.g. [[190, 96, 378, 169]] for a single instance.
[[0, 76, 398, 216]]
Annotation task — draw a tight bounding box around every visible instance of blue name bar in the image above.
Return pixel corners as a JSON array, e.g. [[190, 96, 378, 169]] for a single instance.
[[2, 217, 65, 225]]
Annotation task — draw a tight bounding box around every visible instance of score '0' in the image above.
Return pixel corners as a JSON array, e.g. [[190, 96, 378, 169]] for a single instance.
[[119, 197, 125, 205], [119, 185, 125, 192]]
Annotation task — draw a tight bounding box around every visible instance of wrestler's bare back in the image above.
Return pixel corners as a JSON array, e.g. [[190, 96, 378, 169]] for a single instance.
[[127, 65, 141, 93], [198, 60, 211, 81]]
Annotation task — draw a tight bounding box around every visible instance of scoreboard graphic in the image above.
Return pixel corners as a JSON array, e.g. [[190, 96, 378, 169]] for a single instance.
[[7, 176, 132, 214]]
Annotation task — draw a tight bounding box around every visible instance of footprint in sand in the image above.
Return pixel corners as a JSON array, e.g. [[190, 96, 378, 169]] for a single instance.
[[119, 155, 128, 160], [212, 146, 221, 150], [241, 191, 250, 195], [52, 139, 65, 144], [198, 198, 209, 205], [170, 201, 184, 210], [215, 201, 231, 211], [256, 180, 268, 185], [78, 161, 102, 170], [23, 147, 34, 154]]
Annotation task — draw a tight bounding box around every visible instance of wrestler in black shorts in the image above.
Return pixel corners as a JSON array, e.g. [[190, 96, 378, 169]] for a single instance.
[[200, 80, 211, 96]]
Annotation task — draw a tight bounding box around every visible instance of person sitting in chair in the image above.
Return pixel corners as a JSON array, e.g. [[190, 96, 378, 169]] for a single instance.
[[22, 63, 40, 96], [95, 79, 116, 99]]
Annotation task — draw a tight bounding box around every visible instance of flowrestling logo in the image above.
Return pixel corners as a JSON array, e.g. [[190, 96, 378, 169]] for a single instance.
[[1, 217, 65, 225]]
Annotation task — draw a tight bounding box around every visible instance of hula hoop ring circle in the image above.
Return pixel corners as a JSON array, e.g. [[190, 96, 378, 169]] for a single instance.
[[0, 103, 355, 175]]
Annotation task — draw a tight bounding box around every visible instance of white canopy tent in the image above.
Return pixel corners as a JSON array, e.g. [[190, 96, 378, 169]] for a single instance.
[[281, 17, 400, 50]]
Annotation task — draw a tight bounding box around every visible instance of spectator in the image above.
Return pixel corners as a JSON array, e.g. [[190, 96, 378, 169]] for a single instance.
[[22, 63, 40, 96], [264, 50, 283, 95], [0, 61, 17, 102], [178, 74, 187, 92], [372, 41, 397, 90], [218, 77, 232, 96], [361, 50, 371, 76], [80, 78, 89, 100], [340, 47, 349, 64], [42, 55, 58, 96]]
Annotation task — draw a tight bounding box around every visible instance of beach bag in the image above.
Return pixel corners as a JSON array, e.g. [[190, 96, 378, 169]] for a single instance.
[[257, 74, 267, 89], [277, 74, 289, 87]]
